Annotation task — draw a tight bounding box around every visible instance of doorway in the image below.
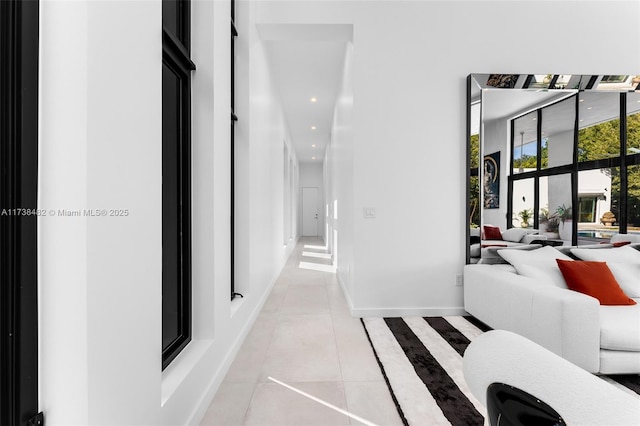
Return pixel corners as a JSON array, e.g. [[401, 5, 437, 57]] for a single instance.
[[302, 187, 319, 237]]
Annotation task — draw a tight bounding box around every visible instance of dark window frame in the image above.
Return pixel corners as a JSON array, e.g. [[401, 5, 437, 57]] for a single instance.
[[231, 0, 240, 300], [162, 0, 195, 371], [0, 0, 41, 424]]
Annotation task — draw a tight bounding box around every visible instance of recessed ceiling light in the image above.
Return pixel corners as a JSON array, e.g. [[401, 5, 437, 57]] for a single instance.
[[580, 99, 585, 102], [310, 97, 317, 103], [311, 126, 317, 130], [312, 156, 316, 160], [312, 144, 316, 148], [587, 107, 593, 110]]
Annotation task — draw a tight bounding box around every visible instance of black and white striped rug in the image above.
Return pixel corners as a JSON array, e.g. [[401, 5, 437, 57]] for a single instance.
[[361, 316, 640, 426]]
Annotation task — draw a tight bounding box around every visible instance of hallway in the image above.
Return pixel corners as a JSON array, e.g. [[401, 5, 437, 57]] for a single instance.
[[201, 238, 403, 425]]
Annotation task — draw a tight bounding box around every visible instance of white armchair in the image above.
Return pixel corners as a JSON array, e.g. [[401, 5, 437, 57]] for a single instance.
[[463, 330, 640, 426]]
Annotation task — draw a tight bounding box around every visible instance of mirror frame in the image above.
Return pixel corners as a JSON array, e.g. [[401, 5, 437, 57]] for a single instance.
[[466, 74, 640, 264]]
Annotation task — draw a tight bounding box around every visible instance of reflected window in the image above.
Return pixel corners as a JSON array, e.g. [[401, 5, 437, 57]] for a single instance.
[[527, 74, 553, 89], [513, 111, 538, 174], [578, 92, 620, 162], [628, 164, 640, 228], [578, 197, 597, 223], [627, 92, 640, 155], [512, 179, 534, 228], [542, 96, 575, 169]]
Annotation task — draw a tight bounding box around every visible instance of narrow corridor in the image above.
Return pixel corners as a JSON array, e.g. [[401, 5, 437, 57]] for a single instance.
[[200, 238, 403, 426]]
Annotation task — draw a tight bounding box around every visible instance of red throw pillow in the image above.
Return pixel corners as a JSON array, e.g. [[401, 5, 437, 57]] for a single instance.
[[612, 241, 631, 247], [556, 259, 636, 305], [483, 225, 503, 240]]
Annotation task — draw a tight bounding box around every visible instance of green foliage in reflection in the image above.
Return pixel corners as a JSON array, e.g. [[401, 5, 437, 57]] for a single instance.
[[470, 134, 479, 168], [469, 134, 480, 226], [575, 113, 640, 226], [515, 142, 549, 169], [470, 176, 480, 226], [578, 118, 620, 161], [628, 113, 640, 152]]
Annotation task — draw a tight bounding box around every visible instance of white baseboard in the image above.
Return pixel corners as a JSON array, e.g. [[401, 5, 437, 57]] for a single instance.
[[335, 271, 465, 318]]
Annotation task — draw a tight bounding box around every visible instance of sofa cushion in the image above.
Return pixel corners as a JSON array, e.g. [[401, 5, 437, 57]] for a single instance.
[[606, 263, 640, 298], [570, 245, 640, 264], [610, 233, 640, 244], [498, 245, 572, 274], [501, 227, 528, 242], [600, 302, 640, 351], [518, 263, 568, 288], [556, 260, 636, 306]]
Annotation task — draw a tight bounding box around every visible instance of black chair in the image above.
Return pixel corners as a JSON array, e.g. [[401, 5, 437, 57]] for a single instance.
[[486, 383, 565, 426]]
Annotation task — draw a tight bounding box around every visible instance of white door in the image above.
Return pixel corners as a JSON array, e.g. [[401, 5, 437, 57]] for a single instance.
[[302, 187, 318, 237]]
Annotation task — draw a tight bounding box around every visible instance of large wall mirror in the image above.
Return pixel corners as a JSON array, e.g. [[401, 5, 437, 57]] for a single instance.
[[467, 74, 640, 263]]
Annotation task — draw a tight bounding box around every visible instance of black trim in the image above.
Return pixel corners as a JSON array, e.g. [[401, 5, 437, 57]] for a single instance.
[[163, 28, 196, 71], [465, 76, 471, 264], [161, 0, 193, 371], [585, 75, 598, 90], [230, 0, 238, 300], [0, 0, 40, 424], [620, 93, 628, 232]]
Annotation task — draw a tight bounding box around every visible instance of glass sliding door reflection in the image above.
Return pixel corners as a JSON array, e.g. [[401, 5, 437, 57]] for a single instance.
[[577, 168, 619, 244], [627, 164, 640, 230], [512, 179, 535, 228], [540, 174, 573, 243]]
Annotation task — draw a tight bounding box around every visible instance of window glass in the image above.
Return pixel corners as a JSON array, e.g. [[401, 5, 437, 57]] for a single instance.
[[513, 111, 538, 174], [628, 164, 640, 230], [627, 92, 640, 155], [528, 74, 552, 89], [542, 174, 573, 243], [541, 96, 575, 169], [577, 168, 618, 244], [578, 92, 620, 162]]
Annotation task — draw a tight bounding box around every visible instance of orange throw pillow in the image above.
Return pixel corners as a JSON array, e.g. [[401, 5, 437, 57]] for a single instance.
[[556, 259, 636, 305]]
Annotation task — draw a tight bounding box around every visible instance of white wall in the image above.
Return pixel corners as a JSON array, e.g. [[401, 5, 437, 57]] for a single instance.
[[327, 41, 355, 303], [482, 118, 509, 228], [38, 0, 296, 424], [255, 0, 640, 317]]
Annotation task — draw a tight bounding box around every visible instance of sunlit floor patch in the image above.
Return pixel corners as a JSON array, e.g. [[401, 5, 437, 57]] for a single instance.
[[299, 261, 336, 273], [304, 244, 327, 251], [267, 376, 379, 426], [302, 251, 332, 259]]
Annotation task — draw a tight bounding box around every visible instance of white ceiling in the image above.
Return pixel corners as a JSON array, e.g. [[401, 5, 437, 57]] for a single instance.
[[259, 24, 352, 164]]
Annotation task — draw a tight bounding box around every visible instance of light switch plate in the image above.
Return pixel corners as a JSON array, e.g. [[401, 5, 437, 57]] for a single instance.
[[363, 207, 376, 218]]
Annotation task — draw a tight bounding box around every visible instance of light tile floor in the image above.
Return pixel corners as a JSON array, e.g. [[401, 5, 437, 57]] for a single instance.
[[200, 237, 403, 426]]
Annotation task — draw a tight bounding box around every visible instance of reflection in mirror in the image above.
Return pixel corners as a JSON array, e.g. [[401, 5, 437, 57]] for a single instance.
[[542, 95, 575, 169], [467, 74, 640, 264]]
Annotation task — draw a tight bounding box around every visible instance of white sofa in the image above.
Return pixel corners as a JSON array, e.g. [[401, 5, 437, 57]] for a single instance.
[[470, 227, 547, 263], [464, 330, 640, 426], [464, 236, 640, 374]]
